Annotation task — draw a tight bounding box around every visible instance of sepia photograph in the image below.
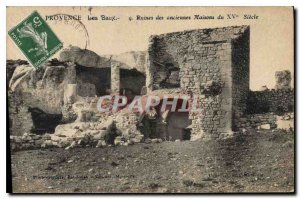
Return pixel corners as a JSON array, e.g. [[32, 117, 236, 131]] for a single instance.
[[6, 6, 294, 193]]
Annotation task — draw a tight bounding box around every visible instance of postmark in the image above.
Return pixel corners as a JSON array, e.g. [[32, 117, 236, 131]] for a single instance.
[[47, 13, 90, 50], [8, 11, 63, 69], [46, 13, 90, 63]]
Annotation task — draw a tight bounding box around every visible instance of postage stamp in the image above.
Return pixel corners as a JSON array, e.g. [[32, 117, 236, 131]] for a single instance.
[[8, 11, 63, 69]]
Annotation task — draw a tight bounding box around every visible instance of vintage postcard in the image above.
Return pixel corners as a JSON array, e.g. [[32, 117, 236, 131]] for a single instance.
[[7, 6, 294, 193]]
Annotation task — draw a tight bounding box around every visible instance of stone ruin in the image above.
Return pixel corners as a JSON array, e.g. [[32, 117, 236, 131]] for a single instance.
[[275, 70, 292, 90], [8, 26, 294, 151], [147, 26, 250, 139]]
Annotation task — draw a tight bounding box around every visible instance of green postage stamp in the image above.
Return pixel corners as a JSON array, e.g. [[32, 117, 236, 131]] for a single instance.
[[8, 11, 63, 69]]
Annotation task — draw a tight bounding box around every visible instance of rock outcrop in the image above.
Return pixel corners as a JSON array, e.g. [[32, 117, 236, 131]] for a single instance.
[[103, 51, 147, 73], [8, 47, 146, 145], [59, 46, 147, 74], [9, 63, 68, 114], [59, 46, 111, 68], [6, 59, 29, 85]]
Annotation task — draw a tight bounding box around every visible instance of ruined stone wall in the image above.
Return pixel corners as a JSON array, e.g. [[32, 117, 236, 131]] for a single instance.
[[246, 70, 294, 115], [235, 113, 277, 130], [186, 41, 233, 140], [148, 26, 249, 91], [275, 70, 292, 90], [10, 133, 51, 151], [148, 26, 250, 139], [248, 89, 294, 114]]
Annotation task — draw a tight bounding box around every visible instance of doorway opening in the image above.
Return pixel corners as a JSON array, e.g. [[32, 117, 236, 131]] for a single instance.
[[139, 97, 192, 141], [29, 107, 62, 134]]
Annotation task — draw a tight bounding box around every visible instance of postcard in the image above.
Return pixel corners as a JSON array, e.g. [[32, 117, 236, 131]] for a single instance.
[[7, 6, 294, 193]]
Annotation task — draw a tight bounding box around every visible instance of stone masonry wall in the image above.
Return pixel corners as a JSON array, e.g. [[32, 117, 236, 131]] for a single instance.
[[235, 113, 277, 130], [10, 133, 51, 151], [248, 89, 294, 114], [148, 26, 250, 139], [185, 41, 233, 140]]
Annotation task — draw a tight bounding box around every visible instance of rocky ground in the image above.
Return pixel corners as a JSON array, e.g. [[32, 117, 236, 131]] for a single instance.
[[10, 129, 294, 193]]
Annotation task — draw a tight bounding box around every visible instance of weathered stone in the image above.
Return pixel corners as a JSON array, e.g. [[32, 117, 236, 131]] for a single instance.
[[151, 139, 159, 143], [148, 26, 250, 139], [259, 124, 271, 130], [96, 140, 106, 147], [93, 130, 108, 140], [41, 140, 54, 148], [275, 70, 291, 90], [34, 139, 43, 146]]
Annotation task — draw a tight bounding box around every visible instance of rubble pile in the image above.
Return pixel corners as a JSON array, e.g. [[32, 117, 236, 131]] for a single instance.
[[10, 110, 145, 151], [10, 133, 51, 151]]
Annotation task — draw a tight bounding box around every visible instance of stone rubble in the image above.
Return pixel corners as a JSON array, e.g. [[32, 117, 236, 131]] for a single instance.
[[8, 26, 294, 151]]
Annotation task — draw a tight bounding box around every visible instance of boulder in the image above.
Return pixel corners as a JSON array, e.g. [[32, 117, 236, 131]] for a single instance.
[[259, 124, 271, 130], [9, 65, 32, 91], [9, 65, 67, 114], [54, 123, 78, 137], [6, 59, 28, 84], [104, 51, 147, 73], [59, 46, 110, 68], [60, 46, 146, 73]]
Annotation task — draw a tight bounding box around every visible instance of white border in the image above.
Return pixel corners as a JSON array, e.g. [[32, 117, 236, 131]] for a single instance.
[[1, 1, 298, 198]]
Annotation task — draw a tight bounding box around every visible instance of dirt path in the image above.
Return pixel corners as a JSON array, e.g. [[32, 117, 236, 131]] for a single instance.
[[10, 130, 294, 193]]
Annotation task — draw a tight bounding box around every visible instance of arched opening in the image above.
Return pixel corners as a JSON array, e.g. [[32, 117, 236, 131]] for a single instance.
[[76, 65, 111, 96]]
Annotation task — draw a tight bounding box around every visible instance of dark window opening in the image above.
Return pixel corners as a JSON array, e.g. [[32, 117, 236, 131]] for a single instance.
[[29, 107, 62, 134], [158, 63, 180, 89], [182, 128, 191, 140], [120, 68, 146, 98], [246, 92, 270, 114], [76, 65, 111, 96]]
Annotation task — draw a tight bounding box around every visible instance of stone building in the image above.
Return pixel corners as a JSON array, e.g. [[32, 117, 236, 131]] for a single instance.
[[146, 26, 250, 140]]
